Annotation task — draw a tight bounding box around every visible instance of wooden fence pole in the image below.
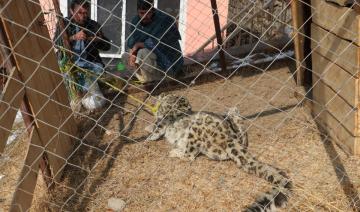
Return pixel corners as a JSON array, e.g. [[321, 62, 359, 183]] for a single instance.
[[291, 0, 306, 85]]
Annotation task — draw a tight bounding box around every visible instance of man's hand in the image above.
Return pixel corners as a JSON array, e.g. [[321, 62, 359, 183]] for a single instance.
[[128, 42, 145, 69], [87, 32, 104, 41], [129, 54, 137, 69], [71, 30, 87, 41], [133, 42, 145, 51]]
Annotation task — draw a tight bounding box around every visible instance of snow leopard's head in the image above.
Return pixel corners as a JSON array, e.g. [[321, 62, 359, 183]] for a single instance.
[[155, 93, 192, 121]]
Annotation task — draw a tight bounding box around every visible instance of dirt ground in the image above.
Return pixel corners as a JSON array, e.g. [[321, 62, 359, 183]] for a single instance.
[[1, 60, 360, 211]]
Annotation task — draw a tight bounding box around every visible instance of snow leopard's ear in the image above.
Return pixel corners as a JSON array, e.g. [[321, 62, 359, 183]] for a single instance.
[[158, 93, 167, 99], [177, 96, 192, 113]]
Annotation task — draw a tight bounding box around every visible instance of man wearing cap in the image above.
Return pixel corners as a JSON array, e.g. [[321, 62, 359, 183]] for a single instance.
[[127, 0, 184, 83]]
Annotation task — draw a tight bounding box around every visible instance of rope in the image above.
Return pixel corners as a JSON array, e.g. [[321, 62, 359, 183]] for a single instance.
[[58, 50, 159, 114]]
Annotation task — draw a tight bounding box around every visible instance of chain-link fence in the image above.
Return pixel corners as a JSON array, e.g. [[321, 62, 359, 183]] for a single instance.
[[1, 0, 360, 211]]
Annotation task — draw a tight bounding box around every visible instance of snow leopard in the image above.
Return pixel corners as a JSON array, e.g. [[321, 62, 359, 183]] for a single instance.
[[146, 94, 292, 212]]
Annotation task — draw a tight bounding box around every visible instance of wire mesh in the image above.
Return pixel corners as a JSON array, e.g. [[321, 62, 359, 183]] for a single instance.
[[0, 0, 360, 211]]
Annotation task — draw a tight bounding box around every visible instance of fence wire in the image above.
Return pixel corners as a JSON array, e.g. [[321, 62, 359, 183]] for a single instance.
[[1, 0, 360, 211]]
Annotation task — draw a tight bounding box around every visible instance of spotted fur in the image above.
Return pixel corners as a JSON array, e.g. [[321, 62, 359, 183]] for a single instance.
[[146, 94, 292, 211]]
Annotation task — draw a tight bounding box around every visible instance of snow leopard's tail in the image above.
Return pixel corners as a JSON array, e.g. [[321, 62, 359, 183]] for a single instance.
[[226, 147, 292, 212]]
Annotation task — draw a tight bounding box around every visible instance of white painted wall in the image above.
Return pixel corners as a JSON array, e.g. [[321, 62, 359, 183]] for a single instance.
[[59, 0, 68, 16], [178, 0, 188, 52]]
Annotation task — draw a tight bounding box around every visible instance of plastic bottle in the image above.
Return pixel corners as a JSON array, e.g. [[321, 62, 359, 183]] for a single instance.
[[116, 60, 126, 72]]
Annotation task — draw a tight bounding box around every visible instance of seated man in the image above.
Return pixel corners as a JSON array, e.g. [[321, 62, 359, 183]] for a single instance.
[[54, 0, 111, 109], [127, 0, 184, 83]]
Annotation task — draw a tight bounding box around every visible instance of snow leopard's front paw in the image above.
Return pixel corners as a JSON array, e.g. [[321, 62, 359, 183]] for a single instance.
[[146, 132, 163, 141], [169, 148, 184, 158], [145, 126, 164, 141]]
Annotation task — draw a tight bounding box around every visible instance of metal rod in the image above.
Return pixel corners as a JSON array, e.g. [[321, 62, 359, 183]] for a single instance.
[[210, 0, 227, 73]]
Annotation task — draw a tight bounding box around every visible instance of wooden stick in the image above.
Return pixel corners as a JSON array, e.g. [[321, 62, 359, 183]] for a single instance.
[[10, 127, 43, 212], [0, 67, 25, 154], [210, 0, 226, 73]]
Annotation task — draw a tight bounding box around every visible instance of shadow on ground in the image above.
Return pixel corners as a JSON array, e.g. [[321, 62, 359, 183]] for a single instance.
[[318, 132, 360, 211], [47, 92, 150, 211]]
